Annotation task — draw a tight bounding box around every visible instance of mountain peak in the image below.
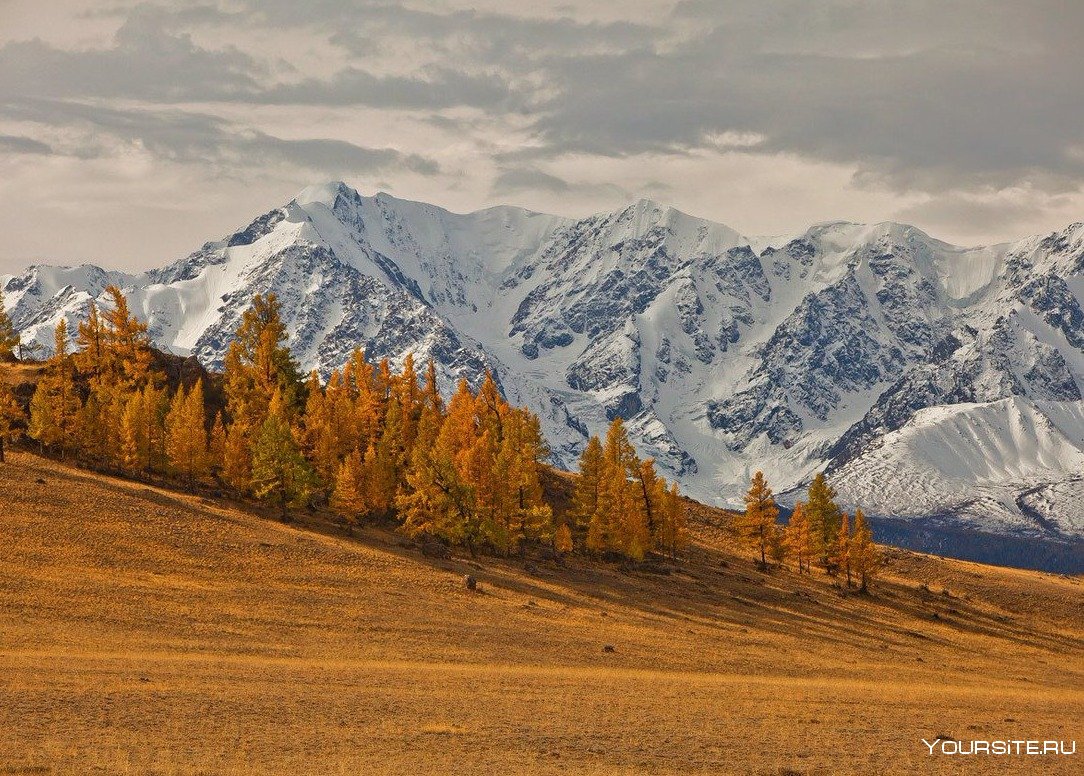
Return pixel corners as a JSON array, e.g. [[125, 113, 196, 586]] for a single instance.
[[295, 181, 360, 208]]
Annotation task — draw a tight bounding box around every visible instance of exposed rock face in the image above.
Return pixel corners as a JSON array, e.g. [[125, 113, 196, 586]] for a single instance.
[[4, 183, 1083, 543]]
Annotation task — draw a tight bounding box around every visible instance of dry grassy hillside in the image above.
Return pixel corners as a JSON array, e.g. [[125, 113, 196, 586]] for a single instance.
[[1, 451, 1081, 775]]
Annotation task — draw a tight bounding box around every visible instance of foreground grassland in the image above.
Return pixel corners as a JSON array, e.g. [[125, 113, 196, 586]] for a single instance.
[[1, 452, 1081, 775]]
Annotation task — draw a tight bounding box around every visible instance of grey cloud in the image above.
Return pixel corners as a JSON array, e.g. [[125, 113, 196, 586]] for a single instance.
[[0, 134, 53, 155], [492, 167, 571, 194], [257, 67, 514, 110], [0, 8, 263, 102], [0, 99, 439, 176]]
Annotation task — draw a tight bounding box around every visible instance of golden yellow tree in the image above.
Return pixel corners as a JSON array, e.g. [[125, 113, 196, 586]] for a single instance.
[[554, 522, 573, 554], [571, 435, 604, 529], [223, 293, 301, 438], [783, 502, 813, 574], [588, 418, 647, 559], [738, 470, 780, 566], [165, 380, 210, 485], [0, 294, 21, 359], [28, 320, 81, 454], [330, 448, 368, 522], [831, 511, 853, 586], [0, 375, 25, 462], [250, 391, 316, 517], [208, 411, 227, 476], [850, 508, 881, 592], [805, 472, 841, 568], [654, 482, 688, 558]]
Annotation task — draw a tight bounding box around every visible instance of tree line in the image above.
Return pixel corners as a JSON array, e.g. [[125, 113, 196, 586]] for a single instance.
[[736, 470, 882, 590], [1, 289, 884, 584], [0, 289, 688, 560]]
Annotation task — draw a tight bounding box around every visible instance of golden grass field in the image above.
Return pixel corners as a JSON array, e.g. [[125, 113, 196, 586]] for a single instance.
[[1, 451, 1081, 775]]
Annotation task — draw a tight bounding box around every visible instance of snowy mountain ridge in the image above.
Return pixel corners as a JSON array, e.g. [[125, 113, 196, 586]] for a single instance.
[[5, 182, 1084, 555]]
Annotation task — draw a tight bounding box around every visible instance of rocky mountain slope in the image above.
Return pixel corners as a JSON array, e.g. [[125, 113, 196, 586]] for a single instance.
[[4, 182, 1083, 557]]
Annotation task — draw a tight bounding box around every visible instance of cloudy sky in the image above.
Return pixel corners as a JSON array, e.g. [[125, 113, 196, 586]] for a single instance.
[[1, 0, 1083, 273]]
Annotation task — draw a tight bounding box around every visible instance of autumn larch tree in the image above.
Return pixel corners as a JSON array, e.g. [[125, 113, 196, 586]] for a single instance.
[[223, 293, 302, 446], [165, 379, 210, 485], [0, 373, 26, 462], [571, 435, 604, 529], [554, 522, 573, 555], [330, 448, 368, 522], [654, 482, 688, 558], [784, 502, 813, 574], [250, 391, 316, 518], [850, 508, 881, 593], [738, 470, 780, 567], [28, 320, 81, 455], [805, 472, 842, 570], [588, 418, 648, 560], [832, 511, 853, 586], [0, 295, 20, 360]]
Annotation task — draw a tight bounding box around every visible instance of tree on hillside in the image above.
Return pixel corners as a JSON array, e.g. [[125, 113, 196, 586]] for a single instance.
[[0, 295, 20, 360], [250, 392, 316, 517], [784, 502, 813, 574], [571, 435, 604, 529], [28, 320, 81, 454], [832, 511, 853, 586], [655, 482, 688, 558], [554, 522, 573, 555], [223, 293, 302, 436], [119, 383, 168, 475], [850, 508, 881, 592], [165, 379, 210, 485], [805, 473, 842, 569], [0, 376, 26, 462], [330, 448, 368, 522], [588, 418, 648, 559], [738, 470, 780, 567]]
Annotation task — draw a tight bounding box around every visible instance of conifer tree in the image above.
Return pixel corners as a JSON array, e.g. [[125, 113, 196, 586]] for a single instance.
[[832, 511, 853, 586], [571, 435, 604, 529], [805, 472, 842, 568], [588, 418, 647, 559], [250, 392, 315, 517], [655, 482, 688, 558], [635, 457, 665, 540], [784, 502, 813, 574], [28, 320, 80, 454], [850, 508, 881, 592], [330, 448, 368, 522], [222, 421, 252, 493], [738, 470, 780, 567], [500, 408, 552, 552], [165, 380, 210, 485], [554, 522, 573, 555], [223, 293, 301, 436], [0, 295, 20, 360], [74, 300, 105, 376], [102, 285, 154, 389], [208, 412, 227, 476], [0, 376, 25, 462]]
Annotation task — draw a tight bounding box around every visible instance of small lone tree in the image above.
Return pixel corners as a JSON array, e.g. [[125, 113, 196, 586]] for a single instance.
[[738, 471, 780, 567]]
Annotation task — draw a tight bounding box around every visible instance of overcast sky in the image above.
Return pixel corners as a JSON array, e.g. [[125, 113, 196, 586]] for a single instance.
[[1, 0, 1083, 273]]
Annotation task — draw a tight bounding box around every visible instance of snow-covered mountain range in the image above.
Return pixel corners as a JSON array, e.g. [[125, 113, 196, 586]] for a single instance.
[[5, 182, 1084, 562]]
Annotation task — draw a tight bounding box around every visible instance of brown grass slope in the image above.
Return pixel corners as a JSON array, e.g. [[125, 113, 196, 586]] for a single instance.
[[1, 452, 1081, 775]]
